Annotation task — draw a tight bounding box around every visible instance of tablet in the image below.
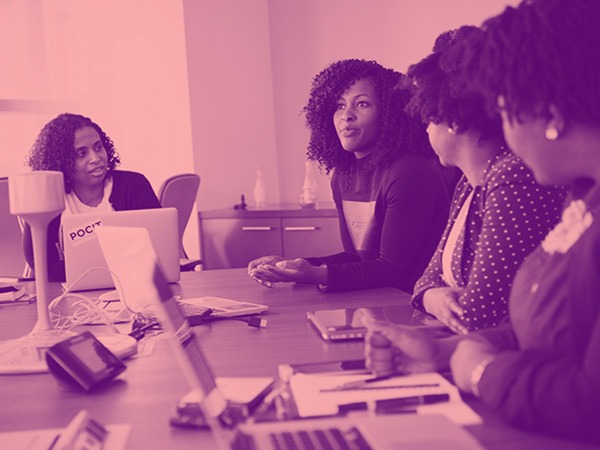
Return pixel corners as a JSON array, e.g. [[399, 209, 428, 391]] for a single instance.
[[306, 305, 427, 341]]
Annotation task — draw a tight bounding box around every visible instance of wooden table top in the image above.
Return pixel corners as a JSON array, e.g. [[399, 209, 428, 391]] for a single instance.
[[0, 269, 594, 450]]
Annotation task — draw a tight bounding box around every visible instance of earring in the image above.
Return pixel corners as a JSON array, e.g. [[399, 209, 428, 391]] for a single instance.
[[447, 127, 455, 135], [545, 126, 559, 141]]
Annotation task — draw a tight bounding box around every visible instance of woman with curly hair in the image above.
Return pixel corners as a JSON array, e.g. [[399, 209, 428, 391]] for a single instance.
[[23, 113, 160, 281], [248, 59, 451, 292], [406, 26, 565, 334], [363, 0, 600, 443]]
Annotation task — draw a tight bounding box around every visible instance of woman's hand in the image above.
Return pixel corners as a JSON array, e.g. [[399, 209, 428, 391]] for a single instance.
[[247, 255, 286, 287], [422, 287, 468, 335], [450, 338, 498, 394], [248, 257, 326, 285], [362, 318, 442, 376], [247, 255, 285, 274]]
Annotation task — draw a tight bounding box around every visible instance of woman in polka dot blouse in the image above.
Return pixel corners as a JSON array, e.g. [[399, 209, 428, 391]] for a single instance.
[[405, 26, 566, 334]]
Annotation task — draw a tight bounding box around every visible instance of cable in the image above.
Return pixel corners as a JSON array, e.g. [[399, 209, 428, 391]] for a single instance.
[[187, 314, 267, 329], [49, 265, 158, 335], [48, 291, 119, 334]]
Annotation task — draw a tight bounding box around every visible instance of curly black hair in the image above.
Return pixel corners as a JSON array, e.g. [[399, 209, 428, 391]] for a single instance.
[[27, 113, 120, 193], [302, 59, 434, 175], [469, 0, 600, 126], [405, 25, 504, 145]]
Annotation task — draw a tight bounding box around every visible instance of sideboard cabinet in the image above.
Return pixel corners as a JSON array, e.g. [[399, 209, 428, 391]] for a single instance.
[[199, 203, 342, 270]]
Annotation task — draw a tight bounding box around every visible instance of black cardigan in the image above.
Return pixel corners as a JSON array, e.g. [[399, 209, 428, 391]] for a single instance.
[[22, 170, 161, 282]]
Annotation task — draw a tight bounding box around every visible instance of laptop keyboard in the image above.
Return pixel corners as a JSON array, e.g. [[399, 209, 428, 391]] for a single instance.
[[176, 301, 212, 317], [234, 426, 372, 450]]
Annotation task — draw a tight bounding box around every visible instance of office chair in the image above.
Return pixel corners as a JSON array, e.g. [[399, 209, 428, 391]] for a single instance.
[[158, 173, 203, 271], [0, 177, 30, 277]]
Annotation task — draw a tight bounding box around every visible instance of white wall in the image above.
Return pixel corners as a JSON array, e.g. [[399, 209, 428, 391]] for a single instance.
[[184, 0, 520, 210], [0, 0, 199, 258], [268, 0, 522, 204], [1, 0, 521, 257], [183, 0, 279, 211]]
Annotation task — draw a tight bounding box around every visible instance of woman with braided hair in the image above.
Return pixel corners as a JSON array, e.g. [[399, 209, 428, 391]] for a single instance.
[[248, 59, 451, 293]]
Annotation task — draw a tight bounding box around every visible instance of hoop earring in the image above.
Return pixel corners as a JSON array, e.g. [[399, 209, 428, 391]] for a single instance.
[[545, 126, 559, 141]]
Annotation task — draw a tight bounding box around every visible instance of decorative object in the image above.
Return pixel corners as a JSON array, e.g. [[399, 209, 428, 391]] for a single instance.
[[545, 125, 559, 141], [541, 199, 593, 255], [253, 165, 267, 209], [0, 171, 71, 374], [299, 160, 318, 208]]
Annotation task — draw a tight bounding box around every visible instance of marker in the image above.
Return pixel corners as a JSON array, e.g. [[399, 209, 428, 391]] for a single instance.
[[337, 393, 450, 415]]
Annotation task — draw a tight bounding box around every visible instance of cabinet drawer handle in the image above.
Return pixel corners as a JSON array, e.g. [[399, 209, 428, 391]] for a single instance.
[[284, 226, 318, 231], [241, 226, 274, 231]]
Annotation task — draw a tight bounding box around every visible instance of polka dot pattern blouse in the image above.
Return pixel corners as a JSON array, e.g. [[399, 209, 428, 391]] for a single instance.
[[412, 149, 567, 331]]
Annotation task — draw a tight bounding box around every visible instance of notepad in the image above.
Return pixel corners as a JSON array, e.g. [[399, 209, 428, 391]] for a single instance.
[[288, 371, 482, 425]]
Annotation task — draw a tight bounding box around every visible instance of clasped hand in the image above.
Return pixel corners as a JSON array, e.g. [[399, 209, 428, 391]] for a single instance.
[[247, 255, 324, 287], [422, 287, 468, 335], [357, 310, 441, 377]]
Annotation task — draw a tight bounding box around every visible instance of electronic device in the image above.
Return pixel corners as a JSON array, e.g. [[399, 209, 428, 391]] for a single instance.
[[95, 226, 484, 449], [45, 331, 126, 391], [177, 296, 268, 318], [149, 261, 484, 449], [306, 305, 419, 341], [61, 207, 180, 291]]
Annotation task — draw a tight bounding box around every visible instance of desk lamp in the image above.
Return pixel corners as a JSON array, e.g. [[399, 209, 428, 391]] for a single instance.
[[0, 171, 71, 373]]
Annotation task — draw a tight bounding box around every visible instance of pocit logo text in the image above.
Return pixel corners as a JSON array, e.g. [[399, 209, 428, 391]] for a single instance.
[[67, 220, 102, 244]]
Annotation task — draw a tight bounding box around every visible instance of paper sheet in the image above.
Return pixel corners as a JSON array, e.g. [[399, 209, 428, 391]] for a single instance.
[[290, 371, 481, 425], [0, 423, 131, 450], [179, 377, 274, 404]]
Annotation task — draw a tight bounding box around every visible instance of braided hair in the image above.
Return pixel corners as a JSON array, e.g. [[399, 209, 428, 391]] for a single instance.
[[27, 113, 120, 193], [406, 25, 505, 145], [469, 0, 600, 126], [303, 59, 433, 175]]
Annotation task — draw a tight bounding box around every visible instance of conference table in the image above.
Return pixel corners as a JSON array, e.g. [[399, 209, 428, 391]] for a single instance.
[[0, 269, 596, 450]]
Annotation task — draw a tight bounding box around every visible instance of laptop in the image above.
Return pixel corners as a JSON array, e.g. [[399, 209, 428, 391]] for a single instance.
[[95, 226, 485, 450], [307, 306, 451, 341], [61, 208, 180, 291], [177, 296, 269, 318]]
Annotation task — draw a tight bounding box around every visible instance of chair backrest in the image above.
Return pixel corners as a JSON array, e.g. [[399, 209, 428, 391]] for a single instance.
[[158, 173, 200, 259], [0, 177, 28, 277]]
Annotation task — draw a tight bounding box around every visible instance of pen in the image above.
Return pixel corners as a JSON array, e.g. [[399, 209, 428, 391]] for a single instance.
[[321, 382, 441, 393], [375, 393, 450, 413], [333, 373, 404, 389], [248, 381, 288, 422], [359, 374, 398, 384], [337, 393, 450, 415]]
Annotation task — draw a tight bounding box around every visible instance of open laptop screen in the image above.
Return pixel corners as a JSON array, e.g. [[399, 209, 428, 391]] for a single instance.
[[95, 226, 226, 419]]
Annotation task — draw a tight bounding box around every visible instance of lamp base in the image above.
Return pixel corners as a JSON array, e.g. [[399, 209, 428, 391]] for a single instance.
[[0, 329, 75, 374]]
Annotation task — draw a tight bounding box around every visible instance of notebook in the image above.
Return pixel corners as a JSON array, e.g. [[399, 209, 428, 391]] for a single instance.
[[61, 208, 180, 291], [95, 226, 485, 450]]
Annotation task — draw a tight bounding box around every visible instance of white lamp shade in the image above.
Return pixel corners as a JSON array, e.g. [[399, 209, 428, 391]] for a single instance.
[[8, 171, 65, 215]]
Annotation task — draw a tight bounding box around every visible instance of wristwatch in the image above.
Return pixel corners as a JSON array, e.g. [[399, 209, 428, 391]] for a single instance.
[[470, 356, 495, 398]]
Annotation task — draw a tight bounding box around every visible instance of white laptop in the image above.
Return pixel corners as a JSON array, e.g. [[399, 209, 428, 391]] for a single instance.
[[95, 226, 485, 450], [61, 208, 180, 291]]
